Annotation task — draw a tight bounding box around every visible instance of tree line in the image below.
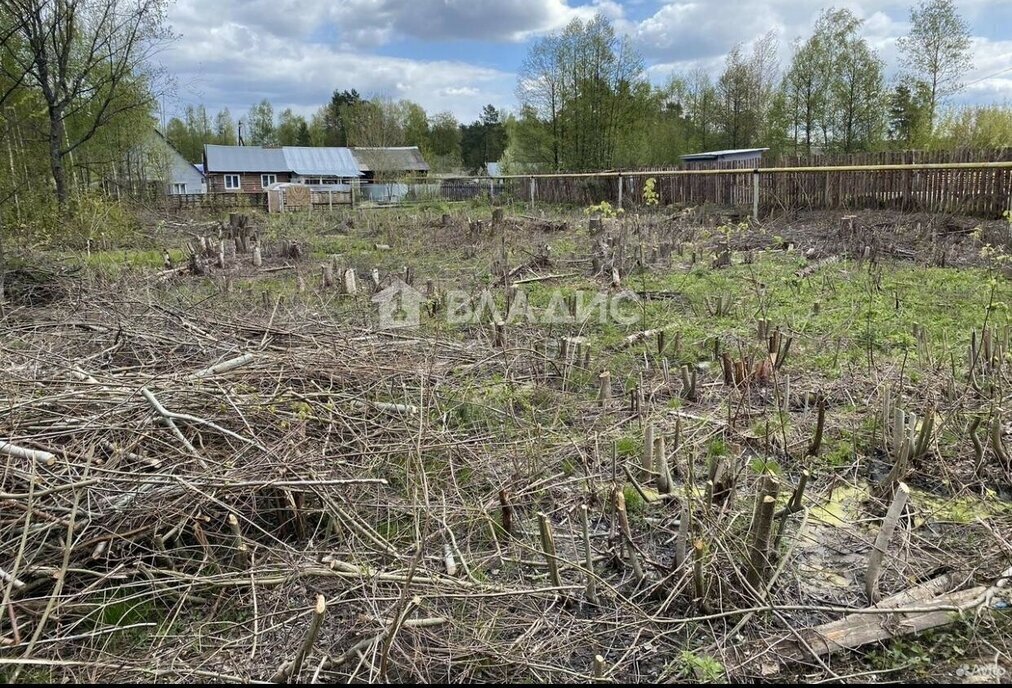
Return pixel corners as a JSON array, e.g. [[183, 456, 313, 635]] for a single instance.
[[1, 0, 1008, 224], [165, 95, 507, 174], [512, 0, 1009, 171], [168, 0, 1004, 176]]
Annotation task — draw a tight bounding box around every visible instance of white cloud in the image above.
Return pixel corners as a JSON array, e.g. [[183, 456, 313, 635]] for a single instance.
[[630, 0, 1012, 102], [162, 1, 518, 121], [161, 0, 1012, 125]]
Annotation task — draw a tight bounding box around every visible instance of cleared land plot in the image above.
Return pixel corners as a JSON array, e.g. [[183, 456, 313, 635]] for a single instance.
[[1, 205, 1010, 683]]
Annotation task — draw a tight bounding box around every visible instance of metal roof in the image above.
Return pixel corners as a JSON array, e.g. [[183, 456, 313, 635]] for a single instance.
[[205, 144, 427, 175], [351, 147, 429, 173], [680, 148, 769, 161], [205, 145, 288, 172], [283, 147, 362, 177]]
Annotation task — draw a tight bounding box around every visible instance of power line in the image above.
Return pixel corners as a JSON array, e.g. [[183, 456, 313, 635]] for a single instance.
[[963, 64, 1012, 86]]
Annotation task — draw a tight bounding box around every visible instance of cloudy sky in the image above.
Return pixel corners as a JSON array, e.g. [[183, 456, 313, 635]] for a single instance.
[[160, 0, 1012, 124]]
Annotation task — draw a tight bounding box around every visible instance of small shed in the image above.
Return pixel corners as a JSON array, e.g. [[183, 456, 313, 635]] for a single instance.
[[680, 148, 769, 170], [351, 147, 429, 180]]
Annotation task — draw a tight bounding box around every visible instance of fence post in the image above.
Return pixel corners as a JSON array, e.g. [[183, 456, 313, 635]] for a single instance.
[[530, 176, 535, 210], [752, 169, 760, 221], [617, 175, 623, 210]]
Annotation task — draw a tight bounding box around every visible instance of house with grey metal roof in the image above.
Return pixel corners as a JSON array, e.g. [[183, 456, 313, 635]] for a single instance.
[[203, 144, 428, 194], [203, 145, 295, 194]]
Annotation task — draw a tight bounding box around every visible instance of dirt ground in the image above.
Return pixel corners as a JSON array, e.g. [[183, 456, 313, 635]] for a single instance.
[[1, 205, 1010, 683]]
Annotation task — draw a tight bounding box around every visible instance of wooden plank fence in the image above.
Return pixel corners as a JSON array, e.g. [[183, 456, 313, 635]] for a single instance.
[[154, 192, 268, 212], [496, 156, 1012, 219], [144, 149, 1012, 219]]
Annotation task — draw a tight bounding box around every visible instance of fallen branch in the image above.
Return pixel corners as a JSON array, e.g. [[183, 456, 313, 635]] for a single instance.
[[190, 353, 256, 379], [0, 440, 56, 466]]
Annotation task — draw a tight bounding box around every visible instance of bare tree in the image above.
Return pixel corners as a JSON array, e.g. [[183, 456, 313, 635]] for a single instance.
[[897, 0, 973, 133], [517, 34, 565, 170], [517, 14, 644, 171], [0, 0, 172, 210], [716, 32, 779, 149]]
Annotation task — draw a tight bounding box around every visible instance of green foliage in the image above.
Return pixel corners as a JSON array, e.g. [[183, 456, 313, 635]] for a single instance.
[[516, 15, 645, 170], [68, 193, 142, 247], [749, 457, 782, 475], [615, 435, 640, 458], [461, 105, 507, 174], [584, 201, 623, 218], [898, 0, 974, 130], [934, 105, 1012, 149], [783, 8, 886, 154], [2, 191, 139, 249], [642, 178, 659, 207], [707, 438, 728, 457], [622, 484, 646, 514], [679, 651, 725, 683], [888, 81, 932, 148], [247, 98, 277, 146]]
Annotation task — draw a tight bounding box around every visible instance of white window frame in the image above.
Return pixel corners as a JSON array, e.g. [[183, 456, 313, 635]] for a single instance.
[[171, 183, 186, 195], [261, 174, 277, 188], [224, 174, 241, 191]]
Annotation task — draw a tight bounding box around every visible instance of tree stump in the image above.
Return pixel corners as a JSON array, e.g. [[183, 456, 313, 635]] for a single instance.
[[840, 215, 856, 238], [343, 268, 357, 295], [712, 241, 731, 269]]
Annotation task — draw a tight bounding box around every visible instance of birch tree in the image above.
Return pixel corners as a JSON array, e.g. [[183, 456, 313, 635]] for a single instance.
[[898, 0, 972, 133], [0, 0, 171, 210]]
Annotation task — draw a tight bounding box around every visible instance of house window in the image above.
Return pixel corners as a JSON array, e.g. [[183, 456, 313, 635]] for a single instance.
[[172, 183, 186, 195], [224, 174, 241, 191], [261, 174, 277, 188]]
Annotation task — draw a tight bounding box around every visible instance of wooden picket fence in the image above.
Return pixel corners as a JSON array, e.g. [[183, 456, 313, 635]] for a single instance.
[[144, 149, 1012, 219], [154, 192, 268, 212], [495, 149, 1012, 218]]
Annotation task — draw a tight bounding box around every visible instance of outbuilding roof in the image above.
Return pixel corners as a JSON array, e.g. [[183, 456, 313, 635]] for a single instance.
[[282, 146, 362, 177], [680, 148, 769, 162], [351, 147, 429, 173]]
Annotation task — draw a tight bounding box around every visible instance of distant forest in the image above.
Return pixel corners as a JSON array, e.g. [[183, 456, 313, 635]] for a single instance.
[[163, 0, 1011, 174]]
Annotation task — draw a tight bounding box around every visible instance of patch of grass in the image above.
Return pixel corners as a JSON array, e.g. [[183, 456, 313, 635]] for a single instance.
[[678, 650, 725, 683], [622, 484, 646, 515]]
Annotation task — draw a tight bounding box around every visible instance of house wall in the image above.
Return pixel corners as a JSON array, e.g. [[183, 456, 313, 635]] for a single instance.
[[206, 172, 292, 193], [168, 157, 206, 195]]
